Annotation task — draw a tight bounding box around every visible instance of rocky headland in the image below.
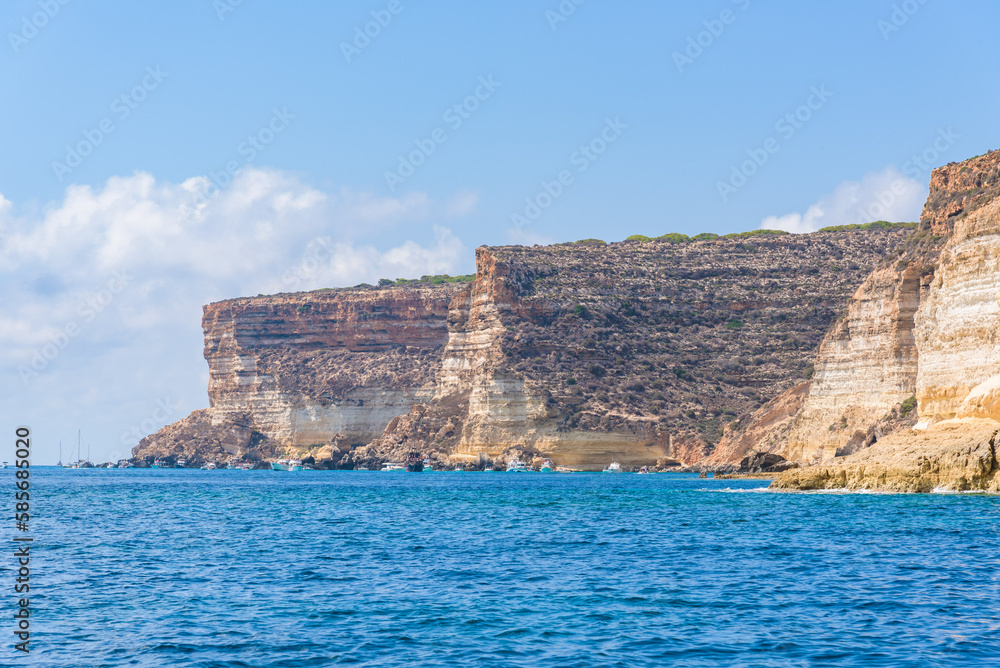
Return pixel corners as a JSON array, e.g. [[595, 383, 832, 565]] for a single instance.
[[769, 149, 1000, 491], [133, 227, 913, 470], [135, 149, 1000, 488]]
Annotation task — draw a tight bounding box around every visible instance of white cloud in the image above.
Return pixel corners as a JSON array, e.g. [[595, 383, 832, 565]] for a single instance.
[[275, 225, 467, 292], [761, 167, 927, 234], [0, 168, 472, 463]]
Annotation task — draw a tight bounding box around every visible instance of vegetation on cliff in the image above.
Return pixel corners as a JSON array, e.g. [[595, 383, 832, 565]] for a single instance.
[[474, 228, 914, 457], [134, 225, 916, 470]]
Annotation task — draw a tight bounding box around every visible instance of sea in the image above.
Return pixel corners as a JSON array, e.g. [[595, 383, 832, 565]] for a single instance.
[[6, 468, 1000, 667]]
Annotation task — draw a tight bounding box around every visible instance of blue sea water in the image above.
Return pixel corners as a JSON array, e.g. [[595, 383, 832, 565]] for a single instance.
[[5, 468, 1000, 667]]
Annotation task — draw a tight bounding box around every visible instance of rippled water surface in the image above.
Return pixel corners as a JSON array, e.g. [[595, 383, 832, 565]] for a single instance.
[[10, 469, 1000, 666]]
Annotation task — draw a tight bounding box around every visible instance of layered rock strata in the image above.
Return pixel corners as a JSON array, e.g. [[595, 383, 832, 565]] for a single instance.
[[748, 150, 1000, 467], [771, 419, 1000, 493], [774, 149, 1000, 491], [135, 227, 913, 470]]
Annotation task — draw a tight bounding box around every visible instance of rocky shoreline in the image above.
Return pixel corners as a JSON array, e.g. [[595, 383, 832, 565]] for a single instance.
[[132, 149, 1000, 490]]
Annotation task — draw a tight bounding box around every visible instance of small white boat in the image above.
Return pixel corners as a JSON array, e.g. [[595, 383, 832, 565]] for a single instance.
[[1, 461, 7, 469], [226, 461, 237, 470], [540, 459, 554, 473], [603, 462, 624, 473], [555, 466, 575, 473], [422, 458, 434, 472], [637, 466, 651, 474], [200, 462, 218, 470], [454, 466, 465, 472], [175, 459, 187, 469], [288, 459, 304, 471], [381, 463, 405, 472], [240, 462, 254, 470], [506, 459, 528, 472]]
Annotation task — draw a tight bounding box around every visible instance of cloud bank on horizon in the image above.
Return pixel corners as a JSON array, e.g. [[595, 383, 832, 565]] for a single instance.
[[0, 167, 471, 463], [760, 167, 927, 234]]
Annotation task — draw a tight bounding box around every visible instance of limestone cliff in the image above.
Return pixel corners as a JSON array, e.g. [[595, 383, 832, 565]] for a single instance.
[[743, 150, 1000, 468], [202, 286, 457, 447], [771, 419, 1000, 493], [773, 149, 1000, 491], [134, 228, 912, 469], [914, 195, 1000, 422]]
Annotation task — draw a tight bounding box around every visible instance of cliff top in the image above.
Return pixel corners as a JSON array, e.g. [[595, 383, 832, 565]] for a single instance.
[[923, 148, 1000, 233], [216, 224, 918, 308]]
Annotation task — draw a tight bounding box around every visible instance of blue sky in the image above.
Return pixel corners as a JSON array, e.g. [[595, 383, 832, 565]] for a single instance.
[[3, 0, 999, 463]]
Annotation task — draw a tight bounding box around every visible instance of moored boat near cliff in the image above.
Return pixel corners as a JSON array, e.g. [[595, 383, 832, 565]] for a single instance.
[[405, 452, 424, 473]]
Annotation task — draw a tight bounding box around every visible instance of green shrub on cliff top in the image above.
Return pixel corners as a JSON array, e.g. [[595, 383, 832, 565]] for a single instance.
[[656, 233, 690, 243], [901, 395, 917, 416], [722, 229, 790, 239], [376, 274, 475, 287], [818, 221, 917, 233], [623, 225, 905, 246]]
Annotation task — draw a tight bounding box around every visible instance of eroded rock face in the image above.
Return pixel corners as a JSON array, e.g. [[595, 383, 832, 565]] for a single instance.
[[708, 382, 810, 466], [135, 229, 913, 469], [782, 264, 925, 461], [365, 233, 913, 469], [915, 196, 1000, 421], [739, 452, 794, 474], [772, 149, 1000, 491], [131, 409, 268, 466], [771, 419, 1000, 493], [923, 152, 1000, 235], [202, 287, 458, 446], [133, 286, 461, 463], [774, 150, 1000, 464]]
